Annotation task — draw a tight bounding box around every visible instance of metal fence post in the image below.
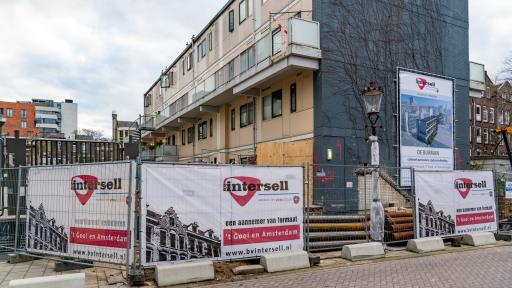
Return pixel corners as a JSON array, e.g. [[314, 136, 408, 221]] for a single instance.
[[127, 158, 145, 285], [305, 163, 310, 252], [125, 161, 134, 276], [13, 167, 22, 252], [411, 168, 417, 239]]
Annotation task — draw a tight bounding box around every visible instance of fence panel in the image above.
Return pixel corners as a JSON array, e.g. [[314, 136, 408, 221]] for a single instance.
[[0, 162, 135, 270], [304, 164, 415, 251], [495, 172, 512, 232], [140, 162, 304, 265]]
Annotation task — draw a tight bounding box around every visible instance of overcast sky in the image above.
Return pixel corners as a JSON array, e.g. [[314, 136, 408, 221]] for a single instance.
[[0, 0, 509, 138]]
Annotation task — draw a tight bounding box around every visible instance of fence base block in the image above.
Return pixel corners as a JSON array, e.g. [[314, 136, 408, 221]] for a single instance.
[[341, 242, 385, 261], [127, 269, 145, 286], [260, 251, 310, 272], [462, 232, 497, 246], [407, 237, 445, 253], [8, 273, 85, 288], [155, 260, 214, 286], [308, 254, 321, 266], [232, 265, 265, 275], [6, 254, 34, 264]]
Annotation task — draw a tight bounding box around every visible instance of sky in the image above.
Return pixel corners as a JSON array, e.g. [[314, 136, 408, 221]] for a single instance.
[[0, 0, 509, 138]]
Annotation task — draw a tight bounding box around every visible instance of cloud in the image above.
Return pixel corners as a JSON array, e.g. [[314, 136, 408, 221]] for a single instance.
[[469, 0, 512, 80], [0, 0, 226, 137]]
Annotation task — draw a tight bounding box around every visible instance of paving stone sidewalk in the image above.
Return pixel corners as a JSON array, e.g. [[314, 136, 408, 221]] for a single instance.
[[1, 244, 512, 287]]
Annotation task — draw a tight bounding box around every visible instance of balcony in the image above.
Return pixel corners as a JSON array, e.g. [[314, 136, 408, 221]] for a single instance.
[[142, 18, 321, 140], [141, 144, 178, 162]]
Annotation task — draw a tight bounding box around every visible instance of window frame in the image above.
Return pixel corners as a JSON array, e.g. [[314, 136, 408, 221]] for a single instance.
[[239, 0, 247, 24], [476, 127, 482, 144], [240, 104, 248, 127], [490, 108, 495, 123], [482, 106, 488, 122], [208, 32, 213, 51], [475, 105, 481, 122], [187, 53, 192, 71], [209, 118, 213, 137], [198, 121, 207, 140], [21, 109, 27, 119], [290, 83, 297, 113], [262, 95, 271, 120], [21, 121, 27, 129], [272, 27, 281, 55], [228, 10, 235, 32], [187, 127, 194, 144], [272, 89, 282, 118], [231, 109, 236, 131], [6, 108, 13, 117], [483, 128, 489, 144]]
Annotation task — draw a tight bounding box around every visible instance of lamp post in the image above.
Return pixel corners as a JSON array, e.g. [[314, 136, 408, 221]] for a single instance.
[[361, 82, 384, 242]]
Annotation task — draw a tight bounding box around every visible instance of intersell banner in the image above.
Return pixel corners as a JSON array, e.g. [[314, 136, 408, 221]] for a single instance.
[[141, 163, 304, 265], [414, 170, 497, 238], [26, 162, 135, 264]]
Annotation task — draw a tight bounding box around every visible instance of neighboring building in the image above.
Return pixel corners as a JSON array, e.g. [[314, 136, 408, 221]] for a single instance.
[[32, 99, 77, 139], [0, 101, 39, 138], [469, 62, 512, 157], [112, 111, 137, 145], [140, 0, 469, 212], [27, 204, 68, 253], [145, 207, 221, 262], [418, 200, 455, 237]]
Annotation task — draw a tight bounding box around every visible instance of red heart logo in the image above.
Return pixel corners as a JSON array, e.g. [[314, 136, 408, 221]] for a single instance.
[[71, 175, 98, 205], [416, 77, 427, 90], [455, 178, 472, 199], [224, 176, 261, 206]]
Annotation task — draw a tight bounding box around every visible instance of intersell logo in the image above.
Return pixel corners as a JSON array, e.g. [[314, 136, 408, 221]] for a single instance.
[[223, 176, 290, 206], [71, 175, 98, 205], [454, 178, 487, 199]]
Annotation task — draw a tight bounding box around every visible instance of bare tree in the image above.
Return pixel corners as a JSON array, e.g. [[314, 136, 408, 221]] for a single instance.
[[77, 128, 109, 141]]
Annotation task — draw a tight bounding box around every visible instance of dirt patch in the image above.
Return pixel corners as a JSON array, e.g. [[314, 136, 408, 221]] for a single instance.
[[213, 260, 257, 282]]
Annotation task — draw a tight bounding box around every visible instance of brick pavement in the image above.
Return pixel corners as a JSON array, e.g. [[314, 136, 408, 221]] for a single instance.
[[203, 246, 512, 288], [1, 245, 512, 287]]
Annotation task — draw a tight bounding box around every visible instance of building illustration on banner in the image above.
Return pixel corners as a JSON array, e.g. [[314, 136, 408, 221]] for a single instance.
[[27, 204, 68, 253], [417, 200, 455, 237], [145, 207, 221, 263]]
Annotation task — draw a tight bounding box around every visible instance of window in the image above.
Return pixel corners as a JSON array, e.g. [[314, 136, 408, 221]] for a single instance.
[[240, 46, 255, 73], [198, 39, 206, 61], [483, 128, 488, 144], [144, 94, 152, 107], [181, 130, 186, 145], [208, 32, 213, 51], [210, 118, 213, 137], [198, 121, 207, 140], [475, 105, 481, 121], [272, 27, 281, 55], [182, 60, 185, 75], [506, 111, 510, 125], [171, 134, 176, 145], [228, 10, 234, 32], [262, 95, 271, 120], [187, 127, 194, 143], [21, 121, 27, 129], [27, 131, 33, 138], [248, 0, 253, 16], [490, 108, 495, 123], [7, 108, 13, 117], [240, 103, 254, 127], [231, 109, 236, 130], [239, 0, 247, 23], [0, 108, 3, 115], [187, 53, 192, 71], [469, 126, 472, 143], [482, 107, 488, 122], [476, 127, 482, 144], [290, 83, 297, 113], [499, 110, 504, 125], [21, 109, 27, 119], [228, 60, 235, 80], [272, 89, 282, 117]]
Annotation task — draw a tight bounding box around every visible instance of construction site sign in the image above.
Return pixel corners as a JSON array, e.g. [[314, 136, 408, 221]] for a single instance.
[[25, 162, 135, 264], [399, 69, 454, 186], [414, 170, 497, 238], [141, 163, 304, 265]]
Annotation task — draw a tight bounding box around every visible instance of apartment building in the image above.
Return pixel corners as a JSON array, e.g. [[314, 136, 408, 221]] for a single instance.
[[0, 101, 39, 138], [32, 99, 78, 139], [141, 0, 469, 211], [469, 62, 512, 156]]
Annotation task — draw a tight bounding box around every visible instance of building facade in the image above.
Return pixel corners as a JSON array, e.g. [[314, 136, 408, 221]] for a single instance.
[[27, 204, 68, 253], [112, 111, 137, 145], [32, 99, 77, 139], [418, 200, 455, 237], [140, 0, 469, 211], [145, 207, 221, 263], [469, 62, 512, 157], [0, 101, 39, 138]]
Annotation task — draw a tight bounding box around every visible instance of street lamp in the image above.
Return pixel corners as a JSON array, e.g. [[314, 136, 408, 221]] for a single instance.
[[361, 82, 384, 242]]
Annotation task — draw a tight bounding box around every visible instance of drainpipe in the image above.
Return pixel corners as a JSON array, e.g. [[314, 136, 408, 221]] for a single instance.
[[252, 97, 256, 157]]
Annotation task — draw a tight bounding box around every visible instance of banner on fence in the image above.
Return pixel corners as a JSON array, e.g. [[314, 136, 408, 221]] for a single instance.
[[414, 170, 496, 238], [141, 164, 303, 265], [506, 182, 512, 199], [26, 162, 135, 264], [399, 69, 454, 186]]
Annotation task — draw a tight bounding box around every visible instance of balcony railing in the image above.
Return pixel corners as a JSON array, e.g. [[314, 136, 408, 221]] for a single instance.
[[144, 18, 320, 131], [141, 144, 177, 161]]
